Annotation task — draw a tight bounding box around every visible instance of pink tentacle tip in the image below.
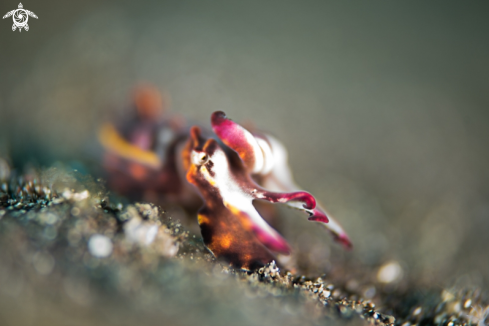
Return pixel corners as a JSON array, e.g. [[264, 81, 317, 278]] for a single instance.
[[297, 192, 316, 210], [254, 228, 291, 254], [211, 111, 227, 125], [336, 234, 353, 250], [211, 111, 241, 144], [211, 111, 234, 135], [307, 208, 329, 224]]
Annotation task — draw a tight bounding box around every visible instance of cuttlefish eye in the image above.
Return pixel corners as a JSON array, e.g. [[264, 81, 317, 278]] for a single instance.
[[191, 151, 209, 166], [199, 153, 208, 163]]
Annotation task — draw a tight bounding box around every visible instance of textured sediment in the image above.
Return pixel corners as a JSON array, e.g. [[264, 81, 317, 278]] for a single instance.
[[0, 160, 487, 326]]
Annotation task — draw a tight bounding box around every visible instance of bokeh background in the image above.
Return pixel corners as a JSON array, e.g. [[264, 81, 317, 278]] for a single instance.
[[1, 0, 488, 291]]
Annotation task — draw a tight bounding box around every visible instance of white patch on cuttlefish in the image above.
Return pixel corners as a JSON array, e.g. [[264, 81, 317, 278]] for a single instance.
[[196, 147, 287, 250]]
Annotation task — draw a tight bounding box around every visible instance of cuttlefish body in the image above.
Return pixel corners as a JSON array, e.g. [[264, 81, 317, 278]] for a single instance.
[[99, 88, 351, 270], [184, 125, 317, 269], [182, 112, 349, 269]]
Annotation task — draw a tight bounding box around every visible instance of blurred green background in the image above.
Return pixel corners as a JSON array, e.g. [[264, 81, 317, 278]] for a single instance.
[[1, 0, 488, 287]]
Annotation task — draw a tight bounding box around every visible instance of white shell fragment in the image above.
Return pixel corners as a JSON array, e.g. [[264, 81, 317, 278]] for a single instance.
[[122, 205, 179, 257], [125, 217, 159, 245], [377, 261, 403, 283], [62, 188, 90, 201], [88, 234, 113, 258]]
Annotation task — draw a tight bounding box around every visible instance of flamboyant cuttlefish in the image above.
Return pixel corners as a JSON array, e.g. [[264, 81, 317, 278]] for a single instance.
[[99, 86, 351, 270]]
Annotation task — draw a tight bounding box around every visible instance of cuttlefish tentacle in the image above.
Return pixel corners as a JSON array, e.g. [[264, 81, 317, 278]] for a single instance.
[[211, 111, 268, 174], [261, 134, 352, 248]]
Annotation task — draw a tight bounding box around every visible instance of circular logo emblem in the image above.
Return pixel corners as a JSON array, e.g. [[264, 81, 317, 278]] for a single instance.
[[13, 9, 28, 27]]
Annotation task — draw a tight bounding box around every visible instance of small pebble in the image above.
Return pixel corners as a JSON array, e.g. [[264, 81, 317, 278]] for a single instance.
[[88, 234, 113, 258]]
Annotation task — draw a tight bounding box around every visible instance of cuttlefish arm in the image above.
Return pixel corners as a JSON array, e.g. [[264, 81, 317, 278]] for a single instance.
[[211, 111, 352, 249], [261, 135, 352, 249], [211, 111, 266, 174], [234, 181, 317, 254], [211, 111, 321, 217]]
